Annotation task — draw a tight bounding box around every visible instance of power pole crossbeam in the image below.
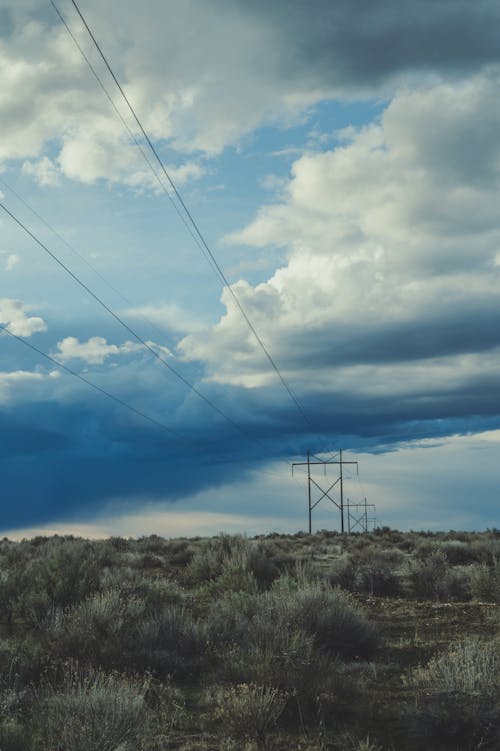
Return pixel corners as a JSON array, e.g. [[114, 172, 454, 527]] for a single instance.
[[346, 499, 375, 533], [309, 477, 341, 510], [292, 449, 362, 534]]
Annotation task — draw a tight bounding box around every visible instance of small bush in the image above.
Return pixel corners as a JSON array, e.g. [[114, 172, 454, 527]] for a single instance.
[[286, 586, 378, 659], [51, 591, 206, 678], [36, 666, 147, 751], [330, 552, 402, 597], [188, 534, 278, 590], [136, 605, 208, 678], [206, 583, 374, 728], [0, 719, 28, 751], [49, 588, 146, 667], [470, 560, 500, 602], [213, 683, 287, 743], [407, 549, 451, 600], [407, 638, 500, 749]]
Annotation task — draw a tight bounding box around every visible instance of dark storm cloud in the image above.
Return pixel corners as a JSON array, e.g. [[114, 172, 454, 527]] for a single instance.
[[0, 393, 250, 529], [276, 299, 500, 370], [3, 334, 500, 530], [237, 0, 500, 88]]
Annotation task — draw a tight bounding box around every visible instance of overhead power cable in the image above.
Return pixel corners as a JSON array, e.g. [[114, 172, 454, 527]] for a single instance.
[[0, 175, 166, 344], [59, 0, 313, 430], [0, 199, 269, 449], [2, 321, 294, 477], [0, 325, 185, 440], [48, 0, 208, 264], [1, 198, 297, 468]]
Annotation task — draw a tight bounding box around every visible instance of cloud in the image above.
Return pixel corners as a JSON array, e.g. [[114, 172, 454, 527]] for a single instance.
[[0, 298, 46, 336], [1, 252, 20, 271], [22, 156, 60, 186], [5, 253, 19, 270], [2, 0, 500, 186], [51, 335, 173, 365], [0, 368, 59, 406], [124, 303, 205, 336], [179, 72, 500, 442], [53, 336, 126, 365]]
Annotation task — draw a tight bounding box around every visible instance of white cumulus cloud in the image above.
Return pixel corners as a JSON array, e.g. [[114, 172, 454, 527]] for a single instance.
[[0, 298, 46, 336], [52, 335, 172, 365], [180, 71, 500, 400]]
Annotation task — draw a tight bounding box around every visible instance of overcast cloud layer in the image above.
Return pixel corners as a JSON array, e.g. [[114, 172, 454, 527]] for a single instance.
[[1, 0, 500, 533]]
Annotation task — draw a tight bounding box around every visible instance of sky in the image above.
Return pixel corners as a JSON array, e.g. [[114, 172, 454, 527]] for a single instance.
[[2, 0, 500, 538]]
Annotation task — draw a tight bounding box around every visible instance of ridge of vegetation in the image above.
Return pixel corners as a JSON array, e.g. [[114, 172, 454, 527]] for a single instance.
[[0, 527, 499, 749]]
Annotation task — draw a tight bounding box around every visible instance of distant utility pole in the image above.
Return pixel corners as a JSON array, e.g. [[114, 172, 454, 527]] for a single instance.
[[292, 449, 358, 534], [346, 497, 376, 533]]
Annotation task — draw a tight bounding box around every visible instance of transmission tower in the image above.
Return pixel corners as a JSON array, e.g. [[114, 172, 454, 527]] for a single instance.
[[346, 497, 376, 533], [292, 449, 359, 534]]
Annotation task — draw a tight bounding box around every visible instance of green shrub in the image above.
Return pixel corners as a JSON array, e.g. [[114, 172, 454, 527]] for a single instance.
[[406, 549, 451, 600], [407, 638, 500, 749], [188, 534, 278, 591], [135, 605, 208, 678], [206, 584, 374, 728], [0, 719, 29, 751], [50, 590, 206, 678], [0, 682, 33, 751], [284, 586, 378, 659], [213, 683, 287, 743], [4, 537, 109, 627], [36, 666, 148, 751], [470, 560, 500, 602], [330, 552, 402, 597], [49, 588, 146, 667]]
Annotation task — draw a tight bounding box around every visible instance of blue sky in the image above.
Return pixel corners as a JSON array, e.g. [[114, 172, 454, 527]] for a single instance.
[[2, 0, 500, 537]]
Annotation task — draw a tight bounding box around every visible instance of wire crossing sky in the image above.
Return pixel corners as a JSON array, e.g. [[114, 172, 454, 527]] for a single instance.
[[2, 0, 500, 537], [61, 0, 314, 432]]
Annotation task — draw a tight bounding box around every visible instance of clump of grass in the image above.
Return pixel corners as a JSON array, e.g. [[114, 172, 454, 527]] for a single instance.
[[188, 534, 278, 591], [406, 638, 500, 749], [36, 665, 148, 751], [213, 683, 287, 744], [206, 582, 375, 729], [50, 590, 207, 678], [470, 559, 500, 602], [330, 550, 402, 597], [406, 549, 451, 600], [284, 585, 378, 660]]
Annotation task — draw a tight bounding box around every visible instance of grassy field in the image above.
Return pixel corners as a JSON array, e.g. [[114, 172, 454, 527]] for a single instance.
[[0, 528, 499, 749]]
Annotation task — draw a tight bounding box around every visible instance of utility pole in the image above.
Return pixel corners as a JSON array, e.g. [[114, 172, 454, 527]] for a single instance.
[[339, 448, 344, 532], [292, 450, 359, 534], [307, 450, 312, 535], [346, 497, 376, 533]]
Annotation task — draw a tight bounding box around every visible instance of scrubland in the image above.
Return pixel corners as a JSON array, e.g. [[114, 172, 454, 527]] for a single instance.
[[0, 527, 500, 749]]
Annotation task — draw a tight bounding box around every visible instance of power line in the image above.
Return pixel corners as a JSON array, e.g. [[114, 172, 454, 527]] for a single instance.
[[60, 0, 314, 430], [1, 322, 297, 477], [0, 325, 185, 440], [0, 175, 167, 344], [0, 198, 281, 457], [48, 0, 209, 264]]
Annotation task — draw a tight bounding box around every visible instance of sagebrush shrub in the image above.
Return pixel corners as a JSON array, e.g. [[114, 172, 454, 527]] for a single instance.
[[330, 552, 401, 597], [37, 666, 147, 751], [407, 638, 500, 749], [284, 586, 378, 659], [136, 605, 208, 678], [51, 590, 206, 678], [188, 534, 278, 590], [406, 549, 451, 600], [470, 560, 500, 602], [213, 683, 287, 742], [49, 588, 145, 666], [4, 537, 109, 627]]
